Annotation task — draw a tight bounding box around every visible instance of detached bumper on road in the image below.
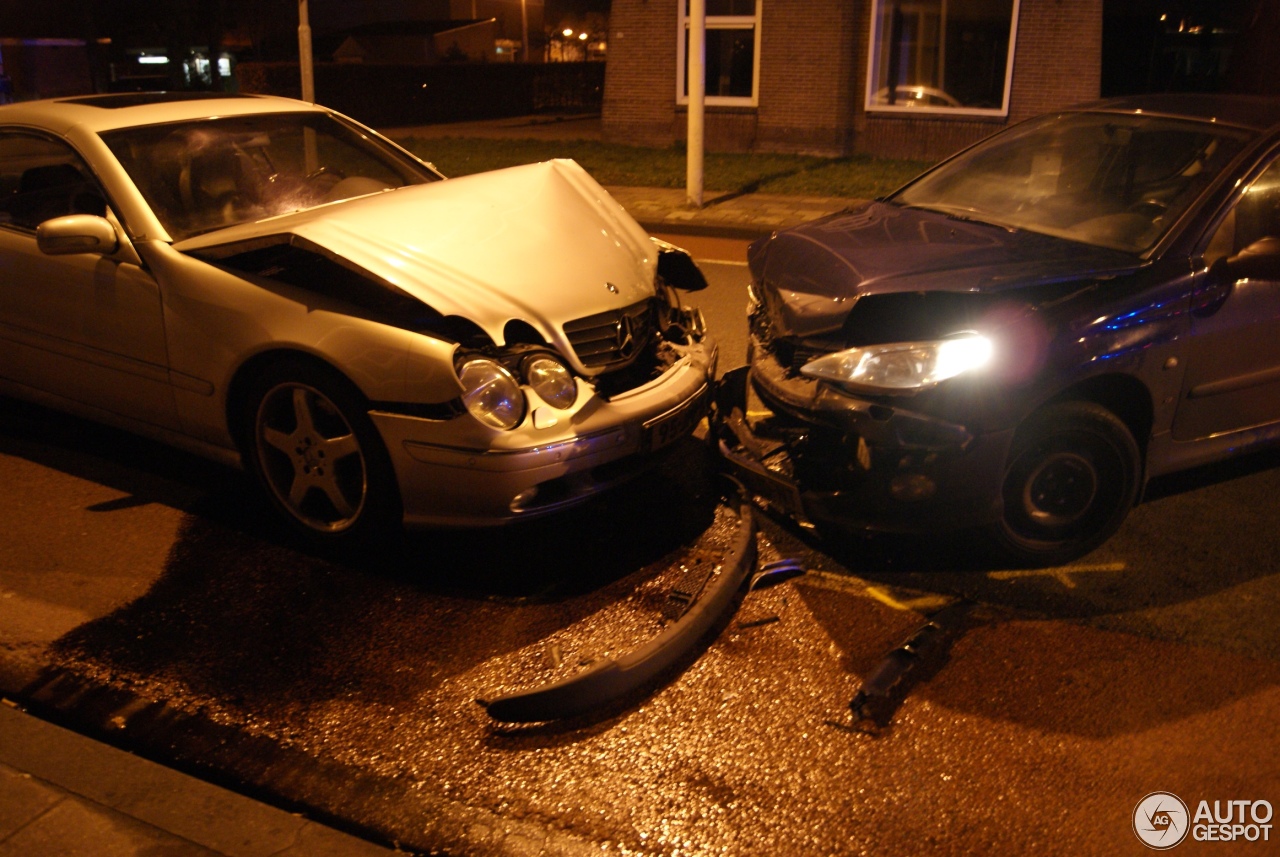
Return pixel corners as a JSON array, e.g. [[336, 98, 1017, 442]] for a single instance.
[[480, 488, 757, 723]]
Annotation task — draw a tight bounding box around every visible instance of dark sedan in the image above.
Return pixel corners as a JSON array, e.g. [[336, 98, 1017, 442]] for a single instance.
[[716, 94, 1280, 566]]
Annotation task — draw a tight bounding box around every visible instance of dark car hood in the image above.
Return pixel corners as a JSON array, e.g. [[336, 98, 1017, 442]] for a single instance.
[[750, 201, 1144, 337]]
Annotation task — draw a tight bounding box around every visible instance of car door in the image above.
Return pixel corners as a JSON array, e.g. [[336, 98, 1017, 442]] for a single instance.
[[0, 129, 178, 430], [1172, 153, 1280, 442]]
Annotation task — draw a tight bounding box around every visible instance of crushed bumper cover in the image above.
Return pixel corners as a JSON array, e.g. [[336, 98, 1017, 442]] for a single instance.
[[480, 488, 758, 723], [713, 364, 1012, 534]]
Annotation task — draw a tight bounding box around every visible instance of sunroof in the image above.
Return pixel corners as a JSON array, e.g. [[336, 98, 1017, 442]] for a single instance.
[[58, 92, 260, 109]]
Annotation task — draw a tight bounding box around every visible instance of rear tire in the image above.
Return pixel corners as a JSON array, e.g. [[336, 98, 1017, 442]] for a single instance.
[[986, 401, 1140, 567], [240, 359, 400, 546]]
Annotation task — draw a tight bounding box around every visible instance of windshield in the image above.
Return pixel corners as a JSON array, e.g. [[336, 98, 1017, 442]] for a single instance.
[[102, 112, 439, 240], [892, 111, 1251, 254]]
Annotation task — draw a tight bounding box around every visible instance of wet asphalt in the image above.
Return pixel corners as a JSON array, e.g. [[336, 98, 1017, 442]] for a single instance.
[[2, 255, 1279, 856]]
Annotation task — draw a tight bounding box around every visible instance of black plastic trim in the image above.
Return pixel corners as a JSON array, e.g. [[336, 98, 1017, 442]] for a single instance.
[[481, 491, 757, 723]]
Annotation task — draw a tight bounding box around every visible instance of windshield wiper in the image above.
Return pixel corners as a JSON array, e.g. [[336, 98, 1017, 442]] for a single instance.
[[894, 202, 1019, 233]]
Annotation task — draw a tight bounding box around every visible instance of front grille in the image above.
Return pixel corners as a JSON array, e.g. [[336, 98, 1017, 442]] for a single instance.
[[563, 299, 654, 371]]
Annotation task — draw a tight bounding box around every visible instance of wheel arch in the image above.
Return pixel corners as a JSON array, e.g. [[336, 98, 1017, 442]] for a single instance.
[[1044, 372, 1154, 458], [225, 348, 365, 454]]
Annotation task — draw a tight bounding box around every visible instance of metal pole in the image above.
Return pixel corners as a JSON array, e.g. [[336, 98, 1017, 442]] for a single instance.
[[298, 0, 317, 174], [521, 0, 529, 62], [687, 0, 705, 208], [298, 0, 315, 103]]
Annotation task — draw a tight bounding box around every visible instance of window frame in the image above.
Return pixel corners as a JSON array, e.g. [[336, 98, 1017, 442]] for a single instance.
[[1200, 144, 1280, 266], [863, 0, 1021, 118], [676, 0, 762, 108], [0, 129, 111, 234]]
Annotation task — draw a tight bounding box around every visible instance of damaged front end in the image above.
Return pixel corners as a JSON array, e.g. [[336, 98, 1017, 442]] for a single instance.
[[713, 290, 1013, 537], [178, 164, 720, 526]]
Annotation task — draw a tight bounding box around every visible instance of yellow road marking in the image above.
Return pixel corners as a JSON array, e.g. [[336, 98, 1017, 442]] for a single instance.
[[987, 562, 1127, 589], [793, 563, 1127, 617], [863, 585, 955, 613]]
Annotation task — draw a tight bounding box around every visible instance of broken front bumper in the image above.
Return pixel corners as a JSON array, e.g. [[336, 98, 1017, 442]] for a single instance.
[[713, 364, 1013, 535], [480, 488, 757, 723]]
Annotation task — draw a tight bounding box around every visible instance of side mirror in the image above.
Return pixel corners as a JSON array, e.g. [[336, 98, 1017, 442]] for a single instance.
[[36, 214, 119, 256], [1238, 235, 1280, 257], [654, 239, 709, 292], [1227, 236, 1280, 281]]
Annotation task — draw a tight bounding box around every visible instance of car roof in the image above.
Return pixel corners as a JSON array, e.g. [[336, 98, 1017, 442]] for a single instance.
[[0, 92, 325, 136], [1071, 93, 1280, 132]]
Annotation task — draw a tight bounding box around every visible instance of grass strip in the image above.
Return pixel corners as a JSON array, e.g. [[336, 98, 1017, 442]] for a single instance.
[[394, 136, 932, 199]]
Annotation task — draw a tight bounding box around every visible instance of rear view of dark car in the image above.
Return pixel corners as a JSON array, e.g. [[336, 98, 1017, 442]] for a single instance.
[[716, 95, 1280, 567]]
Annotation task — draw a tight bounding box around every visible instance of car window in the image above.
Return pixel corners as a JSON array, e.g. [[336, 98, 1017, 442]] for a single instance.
[[0, 131, 107, 231], [1204, 158, 1280, 265], [101, 112, 439, 241], [893, 112, 1251, 254], [1235, 159, 1280, 251]]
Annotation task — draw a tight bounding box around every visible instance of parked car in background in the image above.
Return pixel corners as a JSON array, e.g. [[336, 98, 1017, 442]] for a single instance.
[[870, 85, 963, 109], [717, 94, 1280, 566], [0, 93, 715, 544]]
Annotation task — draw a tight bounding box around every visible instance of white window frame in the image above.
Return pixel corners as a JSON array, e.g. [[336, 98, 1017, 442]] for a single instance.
[[676, 0, 762, 108], [864, 0, 1021, 118]]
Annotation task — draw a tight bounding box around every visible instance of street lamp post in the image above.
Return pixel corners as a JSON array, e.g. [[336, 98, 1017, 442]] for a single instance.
[[521, 0, 529, 62], [298, 0, 317, 173], [298, 0, 315, 103], [687, 0, 706, 208]]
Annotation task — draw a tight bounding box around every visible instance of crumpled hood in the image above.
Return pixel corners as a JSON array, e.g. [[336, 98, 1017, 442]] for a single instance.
[[177, 159, 657, 350], [750, 201, 1144, 337]]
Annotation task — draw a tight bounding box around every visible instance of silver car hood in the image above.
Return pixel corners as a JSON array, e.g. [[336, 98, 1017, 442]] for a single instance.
[[176, 160, 658, 346]]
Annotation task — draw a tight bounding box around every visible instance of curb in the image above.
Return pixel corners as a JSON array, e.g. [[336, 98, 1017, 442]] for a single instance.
[[4, 670, 604, 857], [0, 700, 398, 857]]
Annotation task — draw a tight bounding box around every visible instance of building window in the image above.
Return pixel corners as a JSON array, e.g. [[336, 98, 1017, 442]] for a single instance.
[[866, 0, 1020, 116], [677, 0, 761, 107]]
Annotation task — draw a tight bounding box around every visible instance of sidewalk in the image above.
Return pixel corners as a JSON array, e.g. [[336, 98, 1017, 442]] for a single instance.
[[0, 701, 399, 856], [383, 113, 866, 238]]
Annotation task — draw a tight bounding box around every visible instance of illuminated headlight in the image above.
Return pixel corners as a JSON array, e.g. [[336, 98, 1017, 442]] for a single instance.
[[457, 358, 525, 430], [524, 354, 577, 410], [800, 333, 993, 394]]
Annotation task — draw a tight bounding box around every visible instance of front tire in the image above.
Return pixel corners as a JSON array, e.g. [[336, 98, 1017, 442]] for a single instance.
[[986, 401, 1140, 567], [241, 360, 400, 545]]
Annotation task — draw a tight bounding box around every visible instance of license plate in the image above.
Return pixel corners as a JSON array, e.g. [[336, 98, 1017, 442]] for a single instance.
[[643, 388, 709, 452]]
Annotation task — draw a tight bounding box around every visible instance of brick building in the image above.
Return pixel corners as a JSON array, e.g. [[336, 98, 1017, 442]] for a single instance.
[[602, 0, 1102, 161]]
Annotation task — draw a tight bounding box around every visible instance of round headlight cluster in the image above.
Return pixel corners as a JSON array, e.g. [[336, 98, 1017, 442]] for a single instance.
[[457, 358, 524, 430], [456, 353, 578, 431], [524, 355, 577, 410]]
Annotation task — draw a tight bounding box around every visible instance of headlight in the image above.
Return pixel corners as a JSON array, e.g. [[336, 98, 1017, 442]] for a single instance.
[[457, 358, 525, 430], [523, 354, 577, 410], [800, 333, 992, 394]]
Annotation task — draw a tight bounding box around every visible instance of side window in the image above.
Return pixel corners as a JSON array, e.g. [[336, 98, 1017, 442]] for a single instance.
[[0, 132, 107, 232], [1205, 158, 1280, 266], [1234, 159, 1280, 253]]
